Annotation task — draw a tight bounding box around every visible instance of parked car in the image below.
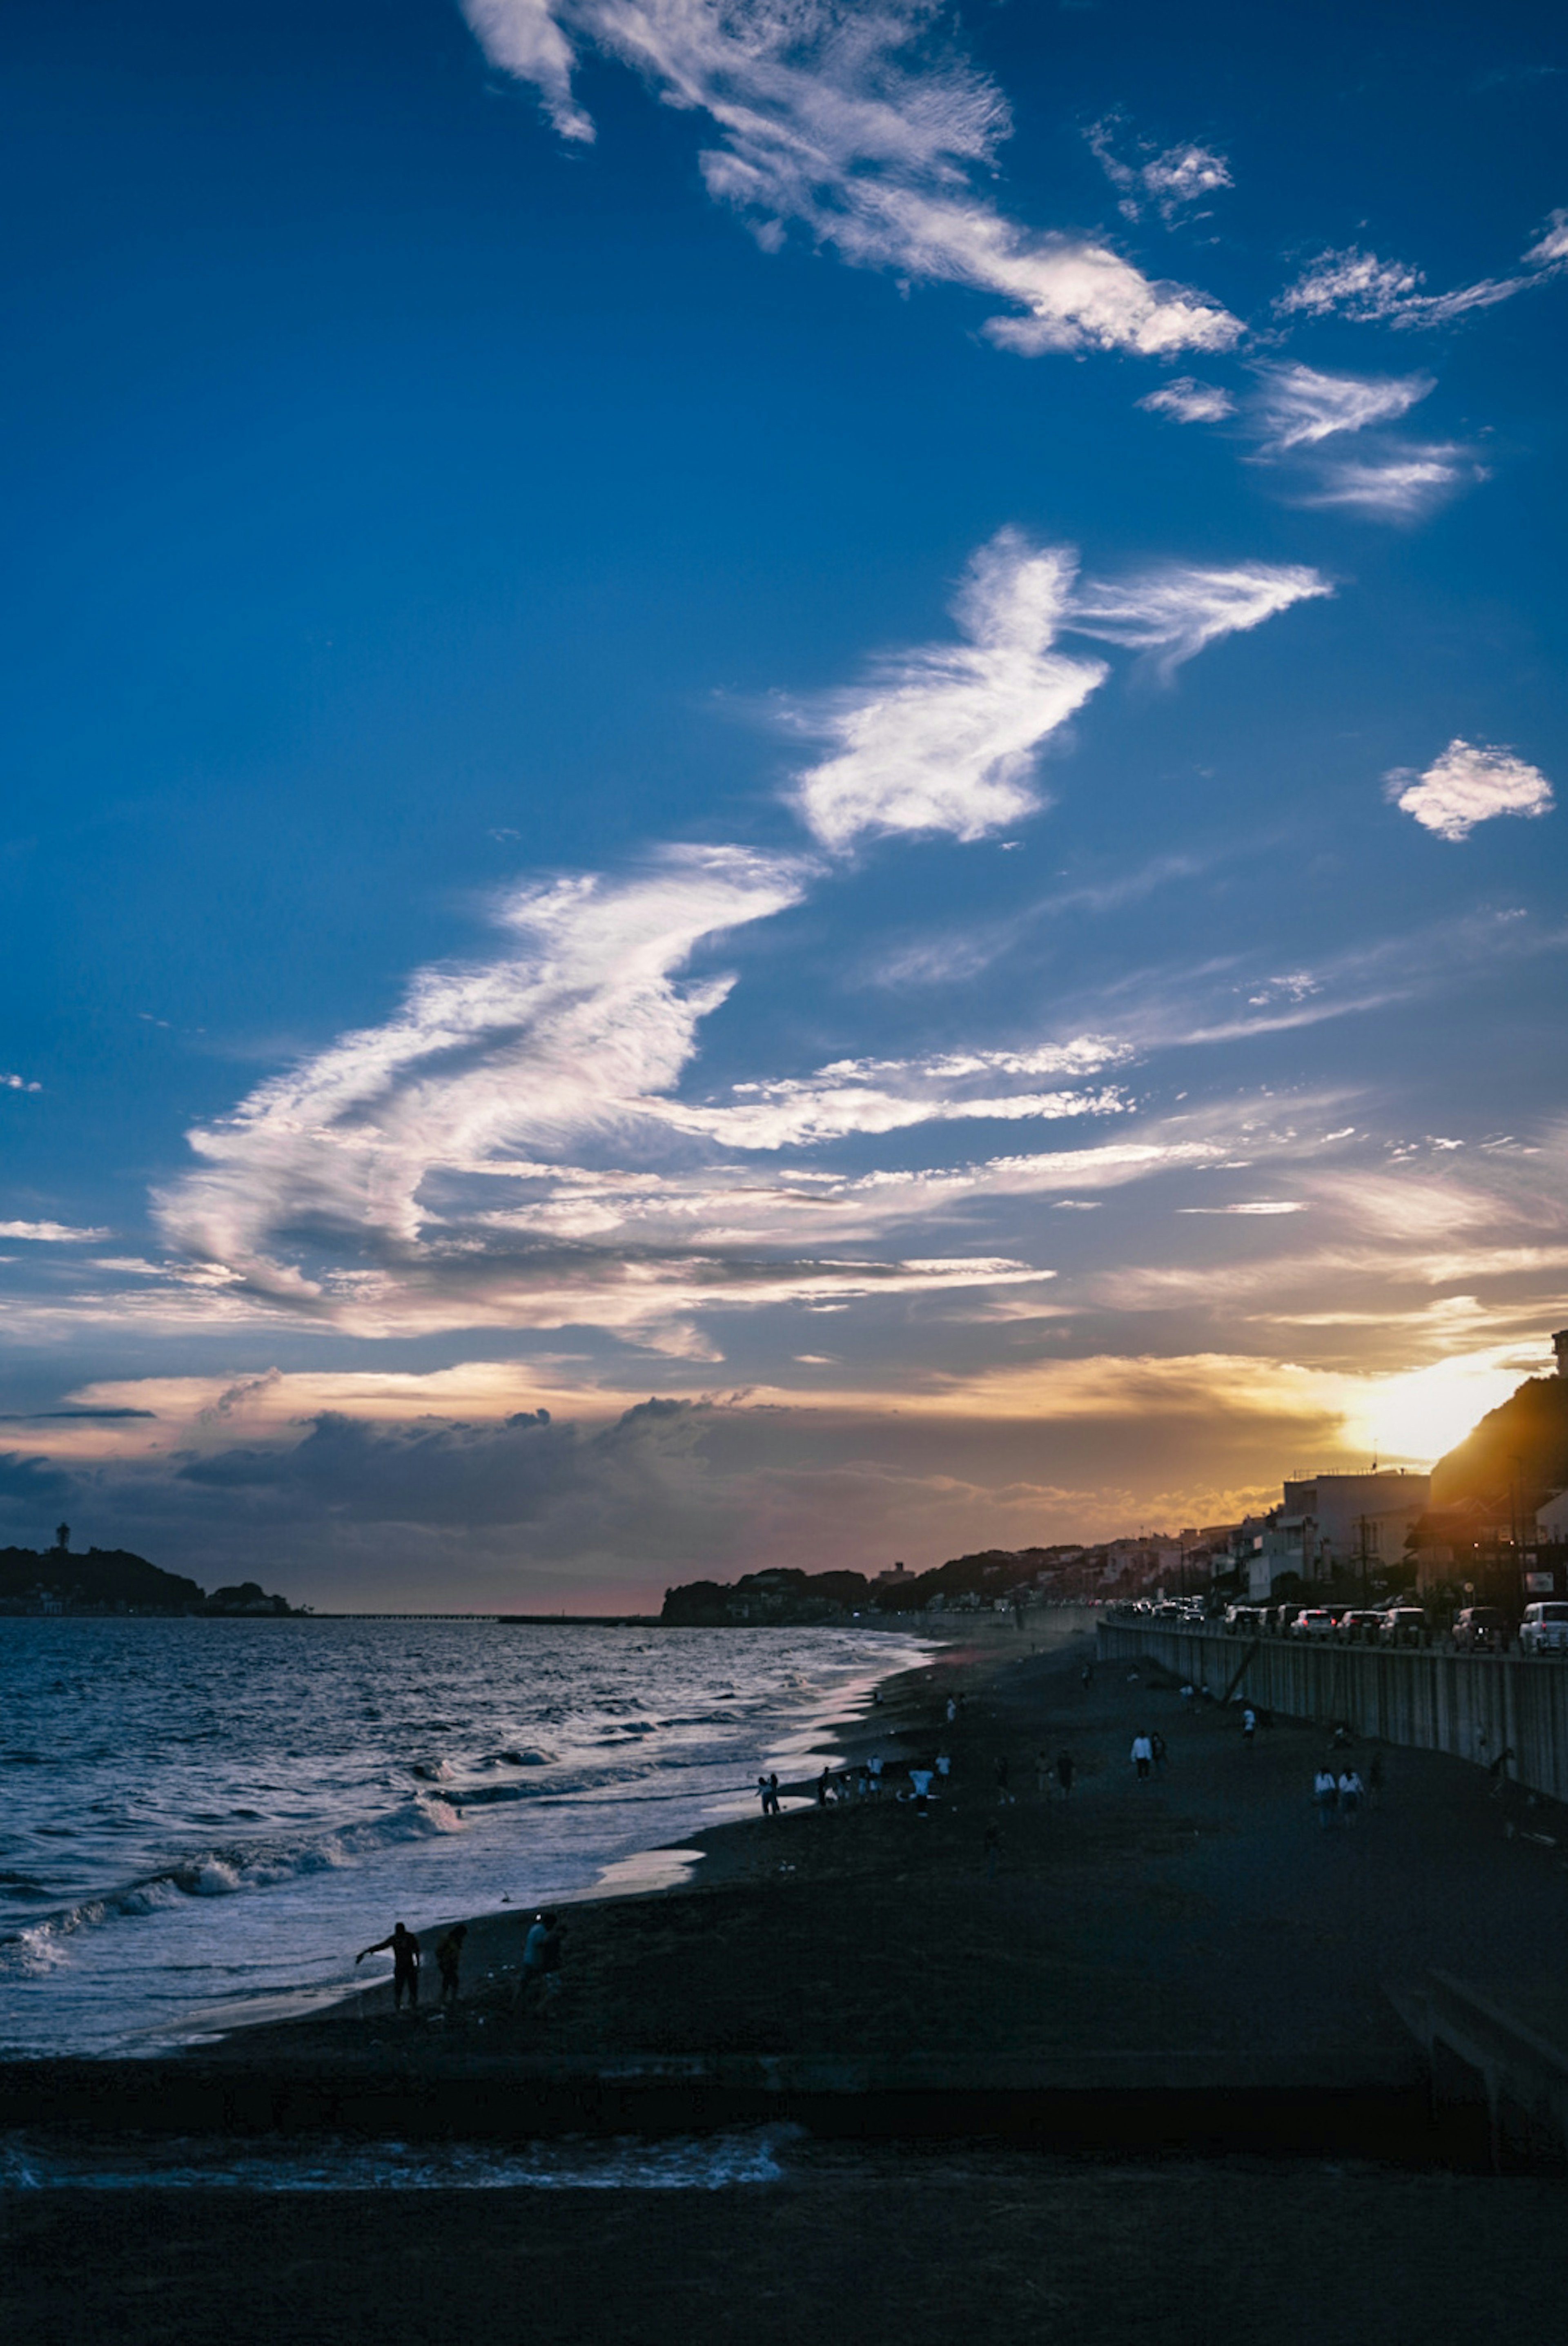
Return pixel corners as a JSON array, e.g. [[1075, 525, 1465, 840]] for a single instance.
[[1223, 1604, 1264, 1634], [1452, 1605, 1510, 1653], [1291, 1608, 1336, 1638], [1519, 1601, 1568, 1656], [1379, 1607, 1426, 1646], [1336, 1609, 1382, 1642]]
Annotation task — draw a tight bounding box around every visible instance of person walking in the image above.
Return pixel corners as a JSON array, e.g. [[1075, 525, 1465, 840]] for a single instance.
[[1338, 1768, 1363, 1823], [946, 1696, 958, 1726], [1151, 1731, 1168, 1777], [993, 1754, 1013, 1804], [869, 1753, 884, 1796], [816, 1765, 833, 1807], [983, 1818, 1002, 1878], [909, 1764, 935, 1814], [766, 1771, 782, 1816], [1368, 1750, 1384, 1802], [1314, 1767, 1339, 1829], [434, 1924, 467, 2008], [1242, 1706, 1257, 1749], [1056, 1749, 1075, 1798], [1131, 1733, 1153, 1781], [356, 1920, 421, 2011], [519, 1909, 567, 2006]]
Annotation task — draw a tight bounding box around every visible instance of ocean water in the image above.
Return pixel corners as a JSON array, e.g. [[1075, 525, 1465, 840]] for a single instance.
[[0, 1617, 929, 2058]]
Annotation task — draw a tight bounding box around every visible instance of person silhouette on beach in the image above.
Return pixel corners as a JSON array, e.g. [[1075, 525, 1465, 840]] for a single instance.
[[435, 1924, 467, 2007], [356, 1920, 421, 2010], [1056, 1750, 1074, 1797]]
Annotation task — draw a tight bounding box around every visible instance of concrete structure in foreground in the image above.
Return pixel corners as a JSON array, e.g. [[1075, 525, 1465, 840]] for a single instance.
[[1097, 1617, 1568, 1804]]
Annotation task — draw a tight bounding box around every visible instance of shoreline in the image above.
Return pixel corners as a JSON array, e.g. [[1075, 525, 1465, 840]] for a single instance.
[[9, 1609, 1568, 2165]]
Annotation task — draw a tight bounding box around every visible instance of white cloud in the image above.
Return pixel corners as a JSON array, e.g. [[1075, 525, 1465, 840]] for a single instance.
[[1526, 208, 1568, 267], [157, 846, 809, 1297], [1066, 560, 1331, 675], [1301, 450, 1476, 518], [2, 1074, 42, 1094], [1386, 740, 1555, 842], [1176, 1201, 1306, 1215], [462, 0, 594, 140], [1251, 362, 1433, 450], [0, 1220, 110, 1242], [463, 2, 1241, 357], [1087, 117, 1232, 227], [1276, 214, 1568, 329], [788, 532, 1106, 849], [655, 1035, 1132, 1148], [1138, 376, 1236, 424]]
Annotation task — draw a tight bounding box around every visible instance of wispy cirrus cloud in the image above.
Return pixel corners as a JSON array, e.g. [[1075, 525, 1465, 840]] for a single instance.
[[1276, 207, 1568, 328], [0, 1220, 111, 1243], [462, 1, 1241, 358], [1386, 740, 1555, 842], [1067, 559, 1330, 677], [787, 535, 1105, 850], [1087, 114, 1233, 227], [1250, 361, 1434, 450], [788, 530, 1329, 847]]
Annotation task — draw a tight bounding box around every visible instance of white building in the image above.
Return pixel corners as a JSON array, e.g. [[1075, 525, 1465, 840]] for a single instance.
[[1278, 1470, 1430, 1576], [1538, 1490, 1568, 1543]]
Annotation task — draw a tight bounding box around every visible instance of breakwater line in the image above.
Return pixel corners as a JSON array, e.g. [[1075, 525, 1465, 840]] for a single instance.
[[1096, 1620, 1568, 1802]]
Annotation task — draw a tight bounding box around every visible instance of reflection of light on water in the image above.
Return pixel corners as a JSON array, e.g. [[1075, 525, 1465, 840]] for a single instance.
[[1339, 1348, 1537, 1468], [594, 1847, 704, 1897]]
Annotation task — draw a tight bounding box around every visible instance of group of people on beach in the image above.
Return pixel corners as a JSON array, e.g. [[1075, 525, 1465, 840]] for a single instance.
[[354, 1908, 566, 2015]]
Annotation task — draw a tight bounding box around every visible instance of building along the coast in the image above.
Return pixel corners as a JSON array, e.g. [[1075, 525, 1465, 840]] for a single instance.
[[1242, 1470, 1431, 1597]]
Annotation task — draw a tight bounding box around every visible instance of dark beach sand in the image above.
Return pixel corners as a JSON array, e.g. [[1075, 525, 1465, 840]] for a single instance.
[[9, 1620, 1568, 2345]]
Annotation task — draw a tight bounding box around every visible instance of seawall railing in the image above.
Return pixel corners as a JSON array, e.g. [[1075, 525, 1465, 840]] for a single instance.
[[1096, 1619, 1568, 1805]]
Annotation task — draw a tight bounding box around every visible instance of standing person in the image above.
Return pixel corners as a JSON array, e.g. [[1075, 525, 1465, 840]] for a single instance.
[[434, 1924, 467, 2008], [1130, 1733, 1153, 1781], [1081, 1662, 1094, 1690], [935, 1749, 952, 1783], [816, 1766, 833, 1807], [869, 1753, 884, 1796], [1368, 1751, 1385, 1802], [1314, 1767, 1339, 1829], [983, 1818, 1002, 1878], [1056, 1750, 1075, 1798], [993, 1754, 1013, 1803], [356, 1920, 421, 2010], [766, 1771, 782, 1816], [908, 1764, 935, 1814], [1339, 1768, 1363, 1823], [945, 1696, 958, 1726], [1242, 1706, 1257, 1749], [756, 1773, 771, 1815], [1151, 1731, 1168, 1777], [1035, 1749, 1051, 1798]]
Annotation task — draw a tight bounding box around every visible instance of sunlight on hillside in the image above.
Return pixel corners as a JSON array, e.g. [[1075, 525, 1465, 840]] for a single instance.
[[1339, 1348, 1539, 1468]]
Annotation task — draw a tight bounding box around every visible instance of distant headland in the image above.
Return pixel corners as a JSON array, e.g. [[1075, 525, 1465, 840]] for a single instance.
[[0, 1524, 301, 1617]]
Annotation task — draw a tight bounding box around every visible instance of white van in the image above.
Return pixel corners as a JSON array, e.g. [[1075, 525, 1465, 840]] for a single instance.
[[1519, 1601, 1568, 1656]]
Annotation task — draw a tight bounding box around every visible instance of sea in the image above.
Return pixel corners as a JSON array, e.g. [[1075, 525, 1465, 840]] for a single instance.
[[0, 1615, 931, 2062]]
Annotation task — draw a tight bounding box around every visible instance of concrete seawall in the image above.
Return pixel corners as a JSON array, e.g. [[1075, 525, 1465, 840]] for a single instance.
[[1096, 1620, 1568, 1804]]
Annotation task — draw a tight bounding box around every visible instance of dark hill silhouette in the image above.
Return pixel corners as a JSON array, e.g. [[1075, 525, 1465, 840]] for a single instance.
[[1430, 1374, 1568, 1517], [0, 1545, 297, 1615]]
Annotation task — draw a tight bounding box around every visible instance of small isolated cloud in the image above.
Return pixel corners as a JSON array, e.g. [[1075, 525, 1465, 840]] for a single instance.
[[1138, 376, 1236, 424], [1251, 362, 1433, 450], [1067, 560, 1331, 677], [1177, 1201, 1307, 1215], [0, 1220, 111, 1243], [1301, 451, 1480, 519], [3, 1074, 42, 1093], [788, 532, 1107, 849], [463, 3, 1241, 358], [1386, 740, 1555, 842], [1087, 116, 1233, 227]]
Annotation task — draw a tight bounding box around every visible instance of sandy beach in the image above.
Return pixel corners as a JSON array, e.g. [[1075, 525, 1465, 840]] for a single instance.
[[9, 1619, 1568, 2344]]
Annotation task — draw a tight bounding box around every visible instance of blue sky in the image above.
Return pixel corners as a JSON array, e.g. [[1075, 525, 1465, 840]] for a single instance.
[[2, 0, 1564, 1605]]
